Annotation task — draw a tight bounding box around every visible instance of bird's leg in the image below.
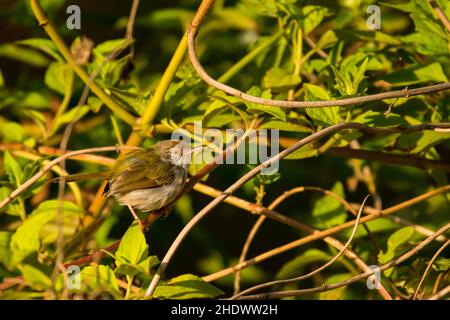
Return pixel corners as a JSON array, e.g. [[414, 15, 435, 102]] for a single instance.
[[127, 204, 146, 231], [159, 205, 172, 220]]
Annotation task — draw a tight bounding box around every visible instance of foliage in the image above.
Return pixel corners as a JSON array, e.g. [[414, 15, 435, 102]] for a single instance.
[[0, 0, 449, 300]]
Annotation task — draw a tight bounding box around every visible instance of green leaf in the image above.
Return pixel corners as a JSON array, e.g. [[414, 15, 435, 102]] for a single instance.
[[245, 86, 286, 121], [0, 187, 22, 217], [1, 122, 24, 142], [284, 143, 318, 160], [396, 131, 450, 154], [311, 181, 347, 229], [16, 38, 63, 62], [381, 63, 448, 86], [0, 69, 4, 87], [87, 96, 103, 113], [19, 264, 52, 291], [154, 274, 224, 299], [4, 151, 22, 186], [354, 111, 406, 128], [115, 224, 149, 276], [93, 39, 128, 55], [0, 232, 13, 270], [10, 201, 82, 265], [0, 44, 50, 67], [276, 249, 332, 279], [45, 62, 73, 96], [304, 84, 340, 126], [80, 265, 120, 295], [107, 86, 150, 115], [379, 226, 415, 269], [53, 105, 90, 129], [298, 6, 330, 34], [319, 273, 352, 299], [259, 120, 311, 132], [432, 257, 450, 272], [263, 68, 301, 91], [241, 0, 278, 18]]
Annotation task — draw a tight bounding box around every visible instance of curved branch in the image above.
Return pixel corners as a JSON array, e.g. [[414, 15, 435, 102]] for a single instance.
[[230, 195, 370, 300], [202, 183, 450, 282], [237, 220, 450, 299], [187, 0, 450, 109], [413, 239, 450, 299]]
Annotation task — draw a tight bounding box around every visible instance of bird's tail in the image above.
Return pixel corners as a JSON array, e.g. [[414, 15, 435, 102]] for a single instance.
[[49, 171, 110, 183]]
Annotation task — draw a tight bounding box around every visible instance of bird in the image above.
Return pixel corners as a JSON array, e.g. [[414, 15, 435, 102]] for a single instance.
[[52, 140, 199, 230]]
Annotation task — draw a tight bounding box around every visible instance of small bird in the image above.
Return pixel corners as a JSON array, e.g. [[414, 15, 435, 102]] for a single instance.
[[53, 140, 198, 230]]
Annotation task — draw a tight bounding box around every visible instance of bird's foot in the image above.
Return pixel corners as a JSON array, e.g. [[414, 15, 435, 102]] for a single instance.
[[159, 205, 172, 220]]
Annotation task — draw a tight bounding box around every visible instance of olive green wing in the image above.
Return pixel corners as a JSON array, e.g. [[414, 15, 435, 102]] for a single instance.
[[108, 150, 175, 195]]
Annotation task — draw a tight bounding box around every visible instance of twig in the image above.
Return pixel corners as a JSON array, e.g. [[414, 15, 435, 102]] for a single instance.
[[413, 239, 450, 299], [354, 203, 448, 242], [236, 220, 450, 299], [327, 147, 450, 173], [29, 0, 136, 125], [428, 0, 450, 33], [428, 284, 450, 300], [187, 0, 450, 109], [232, 184, 377, 295], [234, 215, 265, 295], [230, 195, 370, 300], [202, 183, 450, 282]]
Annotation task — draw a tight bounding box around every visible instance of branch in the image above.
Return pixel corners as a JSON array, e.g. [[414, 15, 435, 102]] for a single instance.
[[202, 183, 450, 282], [327, 147, 450, 173], [29, 0, 136, 125], [413, 239, 450, 299], [237, 220, 450, 299], [144, 122, 419, 297], [187, 0, 450, 109], [230, 195, 371, 300], [429, 0, 450, 33], [428, 285, 450, 300]]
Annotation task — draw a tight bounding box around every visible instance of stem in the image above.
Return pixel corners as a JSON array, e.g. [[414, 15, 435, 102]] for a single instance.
[[126, 34, 188, 146], [187, 0, 450, 109], [29, 0, 136, 126], [214, 30, 284, 85]]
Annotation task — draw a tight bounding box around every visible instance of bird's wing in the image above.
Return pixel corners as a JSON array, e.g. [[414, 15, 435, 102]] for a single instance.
[[108, 150, 176, 195]]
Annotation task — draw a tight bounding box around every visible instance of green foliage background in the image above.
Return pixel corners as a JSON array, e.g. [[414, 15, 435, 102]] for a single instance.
[[0, 0, 449, 299]]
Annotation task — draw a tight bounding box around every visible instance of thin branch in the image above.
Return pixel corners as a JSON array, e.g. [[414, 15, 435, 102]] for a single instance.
[[413, 239, 450, 299], [230, 195, 370, 300], [327, 147, 450, 173], [29, 0, 136, 125], [353, 203, 448, 242], [232, 185, 380, 295], [234, 215, 265, 295], [187, 0, 450, 109], [428, 0, 450, 33], [428, 284, 450, 300], [202, 183, 450, 282], [237, 220, 450, 299]]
